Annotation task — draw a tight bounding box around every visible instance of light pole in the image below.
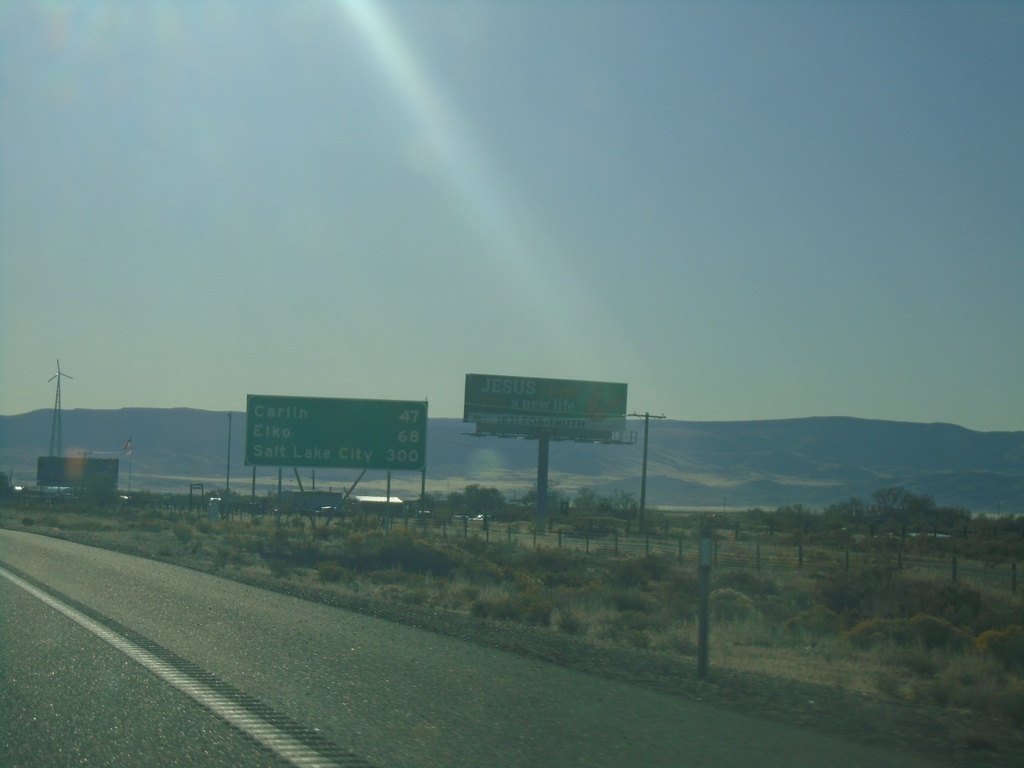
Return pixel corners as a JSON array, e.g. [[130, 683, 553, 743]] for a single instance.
[[629, 411, 665, 533]]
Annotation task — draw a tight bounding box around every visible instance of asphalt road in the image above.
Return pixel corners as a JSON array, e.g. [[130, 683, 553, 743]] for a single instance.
[[0, 529, 942, 768], [1, 576, 275, 767]]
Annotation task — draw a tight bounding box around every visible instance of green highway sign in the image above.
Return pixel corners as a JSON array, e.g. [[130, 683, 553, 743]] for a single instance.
[[245, 395, 427, 471]]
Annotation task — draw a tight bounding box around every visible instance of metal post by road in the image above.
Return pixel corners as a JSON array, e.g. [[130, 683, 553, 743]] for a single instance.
[[420, 467, 426, 515], [697, 530, 713, 681]]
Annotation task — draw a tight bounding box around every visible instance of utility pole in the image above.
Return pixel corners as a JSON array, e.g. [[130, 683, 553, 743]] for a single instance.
[[225, 412, 232, 519], [629, 411, 665, 533]]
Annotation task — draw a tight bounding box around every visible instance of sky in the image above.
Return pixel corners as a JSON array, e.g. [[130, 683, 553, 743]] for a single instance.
[[2, 1, 1022, 433]]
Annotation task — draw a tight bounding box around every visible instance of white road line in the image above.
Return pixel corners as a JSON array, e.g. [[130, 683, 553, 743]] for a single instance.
[[1, 566, 344, 768]]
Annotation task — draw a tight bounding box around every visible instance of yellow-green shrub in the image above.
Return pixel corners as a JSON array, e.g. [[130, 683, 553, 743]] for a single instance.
[[975, 626, 1024, 671], [844, 617, 903, 648], [785, 605, 843, 636], [906, 613, 967, 650], [845, 614, 966, 650]]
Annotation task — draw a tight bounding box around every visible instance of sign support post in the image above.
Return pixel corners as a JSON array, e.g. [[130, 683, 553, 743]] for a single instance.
[[537, 435, 550, 532]]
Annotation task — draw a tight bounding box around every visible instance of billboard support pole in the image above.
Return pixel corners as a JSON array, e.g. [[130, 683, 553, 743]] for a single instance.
[[537, 435, 550, 532]]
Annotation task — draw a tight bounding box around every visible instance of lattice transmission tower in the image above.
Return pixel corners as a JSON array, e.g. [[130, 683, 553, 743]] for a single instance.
[[48, 359, 72, 458]]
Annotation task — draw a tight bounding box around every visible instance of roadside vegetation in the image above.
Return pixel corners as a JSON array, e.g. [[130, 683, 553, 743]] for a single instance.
[[3, 477, 1023, 752]]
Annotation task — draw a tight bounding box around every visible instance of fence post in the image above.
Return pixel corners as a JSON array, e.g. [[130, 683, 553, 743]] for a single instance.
[[898, 549, 903, 571], [508, 525, 512, 544], [558, 530, 562, 549], [697, 531, 713, 681]]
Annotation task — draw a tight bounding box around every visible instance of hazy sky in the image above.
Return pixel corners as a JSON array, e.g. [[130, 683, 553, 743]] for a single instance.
[[2, 1, 1022, 432]]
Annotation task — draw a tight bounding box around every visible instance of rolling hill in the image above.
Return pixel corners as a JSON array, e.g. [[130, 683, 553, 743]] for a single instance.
[[2, 409, 1022, 513]]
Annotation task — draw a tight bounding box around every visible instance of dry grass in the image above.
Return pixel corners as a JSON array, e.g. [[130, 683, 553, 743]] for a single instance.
[[5, 506, 1024, 731]]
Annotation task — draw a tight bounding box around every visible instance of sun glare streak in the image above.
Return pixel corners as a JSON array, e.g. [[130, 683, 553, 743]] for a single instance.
[[341, 1, 447, 148], [336, 0, 622, 373], [340, 0, 534, 255]]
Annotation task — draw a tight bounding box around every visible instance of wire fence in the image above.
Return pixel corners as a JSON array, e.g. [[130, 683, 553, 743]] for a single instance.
[[395, 517, 1020, 594]]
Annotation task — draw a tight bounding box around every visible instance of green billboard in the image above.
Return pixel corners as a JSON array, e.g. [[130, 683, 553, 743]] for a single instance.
[[245, 395, 426, 471], [463, 374, 627, 440]]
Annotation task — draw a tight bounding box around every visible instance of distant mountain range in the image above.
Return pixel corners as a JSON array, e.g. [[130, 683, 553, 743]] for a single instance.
[[2, 408, 1022, 514]]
